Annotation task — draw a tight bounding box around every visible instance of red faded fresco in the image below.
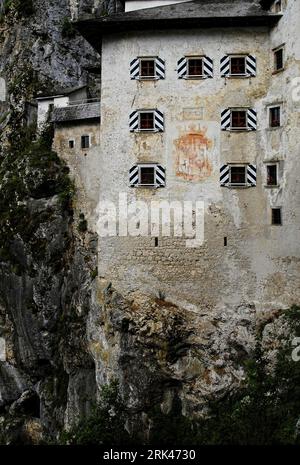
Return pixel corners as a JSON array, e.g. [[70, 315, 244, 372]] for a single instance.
[[174, 124, 213, 181]]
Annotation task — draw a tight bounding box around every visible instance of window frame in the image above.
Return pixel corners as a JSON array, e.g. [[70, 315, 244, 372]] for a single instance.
[[68, 139, 75, 149], [186, 56, 205, 79], [138, 110, 155, 131], [230, 109, 248, 130], [139, 57, 157, 80], [228, 165, 247, 187], [269, 105, 281, 128], [81, 134, 90, 149], [273, 45, 285, 73], [229, 55, 247, 77], [135, 163, 160, 187], [266, 163, 279, 187]]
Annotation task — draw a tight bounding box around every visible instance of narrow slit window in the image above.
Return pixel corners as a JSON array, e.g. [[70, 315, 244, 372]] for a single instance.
[[267, 165, 278, 186], [230, 57, 246, 75], [269, 106, 281, 127], [188, 58, 203, 76], [140, 59, 155, 78], [140, 112, 154, 130], [69, 140, 75, 149], [272, 208, 282, 225], [274, 48, 284, 71], [81, 135, 90, 149], [230, 166, 246, 185], [231, 110, 247, 129], [140, 166, 155, 185]]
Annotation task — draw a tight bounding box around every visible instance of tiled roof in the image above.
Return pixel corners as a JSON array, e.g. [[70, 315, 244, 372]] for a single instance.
[[52, 102, 100, 123]]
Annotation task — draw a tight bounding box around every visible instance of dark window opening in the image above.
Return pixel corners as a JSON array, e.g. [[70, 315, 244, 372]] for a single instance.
[[272, 208, 282, 225], [140, 59, 155, 77], [188, 58, 203, 76], [267, 165, 278, 186], [274, 48, 284, 71], [140, 112, 154, 130], [154, 237, 159, 247], [224, 237, 227, 247], [140, 167, 155, 185], [81, 135, 90, 149], [231, 110, 247, 128], [230, 166, 246, 184], [69, 140, 75, 149], [230, 57, 246, 75], [270, 106, 281, 127]]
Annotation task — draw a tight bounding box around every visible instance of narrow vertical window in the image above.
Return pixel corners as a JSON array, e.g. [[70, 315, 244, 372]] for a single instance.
[[274, 47, 284, 71], [81, 135, 90, 149], [269, 106, 281, 127], [69, 139, 75, 149], [272, 208, 282, 225], [267, 165, 278, 186]]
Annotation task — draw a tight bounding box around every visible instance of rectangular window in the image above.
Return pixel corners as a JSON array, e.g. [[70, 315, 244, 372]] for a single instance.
[[140, 166, 155, 185], [267, 165, 278, 186], [230, 57, 246, 75], [274, 47, 284, 71], [230, 166, 246, 185], [69, 139, 75, 149], [231, 110, 247, 129], [139, 112, 154, 130], [187, 58, 203, 77], [140, 59, 155, 78], [81, 135, 90, 149], [272, 208, 282, 225], [269, 106, 281, 127]]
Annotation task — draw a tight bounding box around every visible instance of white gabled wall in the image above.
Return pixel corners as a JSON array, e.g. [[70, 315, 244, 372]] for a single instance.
[[125, 0, 191, 12]]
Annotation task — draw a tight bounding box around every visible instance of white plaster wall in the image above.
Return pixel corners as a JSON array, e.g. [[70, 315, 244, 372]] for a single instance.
[[125, 0, 191, 12], [89, 5, 300, 312], [37, 98, 54, 128]]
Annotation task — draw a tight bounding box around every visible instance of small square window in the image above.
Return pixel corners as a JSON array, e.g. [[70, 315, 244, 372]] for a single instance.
[[269, 106, 281, 127], [187, 58, 203, 77], [139, 112, 154, 130], [267, 165, 278, 186], [140, 59, 155, 78], [230, 166, 246, 185], [272, 208, 282, 225], [231, 110, 247, 129], [81, 135, 90, 149], [140, 166, 155, 185], [230, 57, 246, 75], [69, 140, 75, 149], [274, 48, 284, 71]]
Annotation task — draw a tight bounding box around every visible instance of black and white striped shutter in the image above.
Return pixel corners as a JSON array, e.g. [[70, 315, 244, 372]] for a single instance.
[[130, 58, 140, 79], [221, 109, 231, 130], [154, 110, 164, 132], [177, 57, 187, 78], [155, 165, 166, 187], [247, 109, 257, 130], [247, 164, 257, 186], [129, 111, 139, 132], [220, 56, 230, 77], [203, 57, 213, 78], [246, 55, 256, 77], [155, 57, 165, 79], [129, 165, 139, 186], [220, 165, 230, 186]]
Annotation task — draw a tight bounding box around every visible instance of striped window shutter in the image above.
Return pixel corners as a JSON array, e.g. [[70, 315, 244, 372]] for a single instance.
[[155, 165, 166, 187], [247, 109, 257, 130], [220, 165, 230, 186], [246, 55, 256, 77], [247, 164, 257, 186], [203, 57, 213, 78], [129, 165, 139, 186], [154, 110, 164, 132], [130, 58, 140, 79], [177, 57, 187, 78], [220, 56, 230, 77], [155, 57, 165, 79], [221, 109, 231, 130], [129, 111, 139, 132]]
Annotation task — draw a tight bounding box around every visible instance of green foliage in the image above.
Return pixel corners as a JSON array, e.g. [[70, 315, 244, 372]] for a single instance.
[[0, 124, 74, 268], [0, 0, 34, 19], [61, 17, 76, 39], [60, 381, 131, 445]]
